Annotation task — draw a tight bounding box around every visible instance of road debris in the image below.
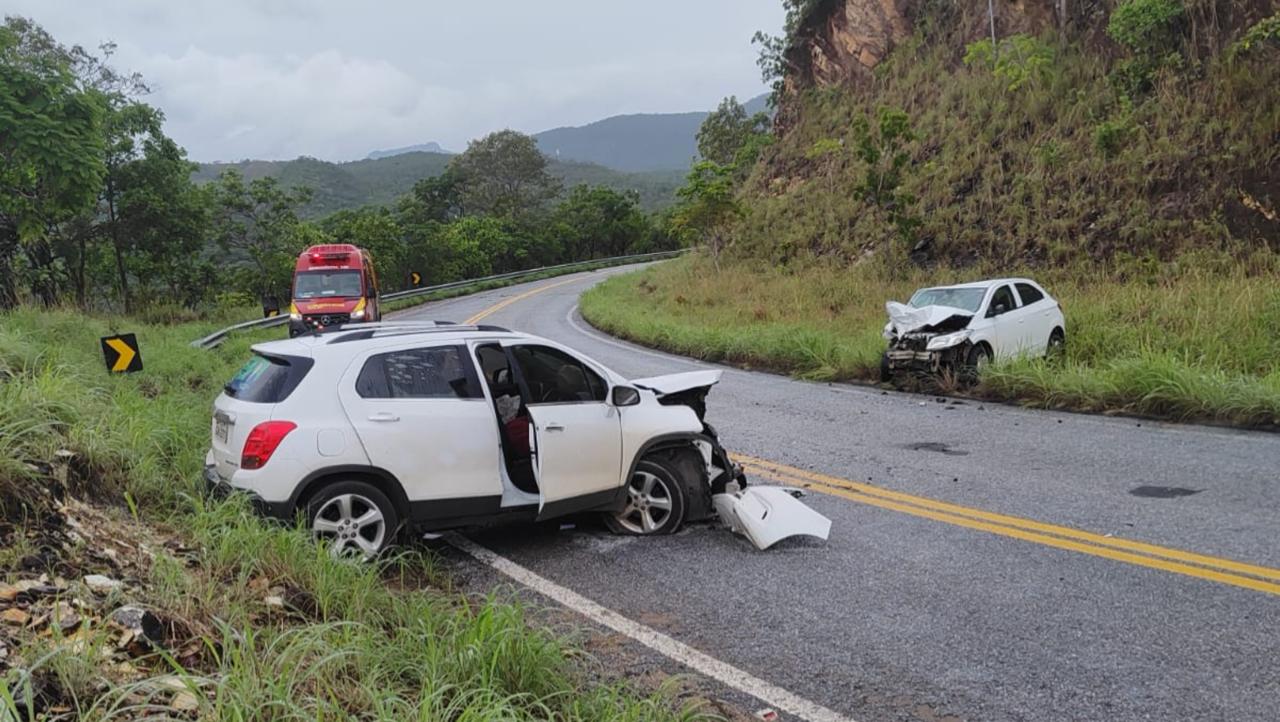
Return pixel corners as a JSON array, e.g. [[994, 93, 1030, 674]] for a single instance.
[[84, 574, 124, 594], [1, 608, 30, 626], [714, 486, 832, 550]]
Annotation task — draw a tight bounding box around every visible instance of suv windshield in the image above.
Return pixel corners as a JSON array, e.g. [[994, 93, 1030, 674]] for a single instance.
[[294, 270, 362, 299], [909, 287, 986, 313]]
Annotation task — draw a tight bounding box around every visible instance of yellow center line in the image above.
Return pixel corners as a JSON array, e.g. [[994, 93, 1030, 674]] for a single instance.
[[735, 453, 1280, 584], [465, 276, 583, 325], [740, 460, 1280, 596]]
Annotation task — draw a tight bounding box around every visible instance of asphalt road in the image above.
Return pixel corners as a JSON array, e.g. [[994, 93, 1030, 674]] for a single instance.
[[396, 265, 1280, 722]]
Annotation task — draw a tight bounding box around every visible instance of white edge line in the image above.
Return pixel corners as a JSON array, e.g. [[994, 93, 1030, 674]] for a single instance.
[[448, 534, 858, 722], [565, 304, 710, 369]]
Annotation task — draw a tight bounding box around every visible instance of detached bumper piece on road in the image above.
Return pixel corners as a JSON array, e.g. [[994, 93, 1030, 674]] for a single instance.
[[714, 486, 832, 550]]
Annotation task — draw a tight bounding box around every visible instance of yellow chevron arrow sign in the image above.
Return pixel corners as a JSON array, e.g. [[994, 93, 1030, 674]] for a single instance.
[[100, 334, 142, 373]]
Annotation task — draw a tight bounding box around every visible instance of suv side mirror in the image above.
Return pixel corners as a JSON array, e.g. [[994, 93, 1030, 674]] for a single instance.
[[989, 302, 1008, 317], [611, 386, 641, 407]]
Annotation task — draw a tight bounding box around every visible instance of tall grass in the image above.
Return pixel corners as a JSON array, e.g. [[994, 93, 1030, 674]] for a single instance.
[[0, 308, 710, 721], [580, 256, 1280, 427]]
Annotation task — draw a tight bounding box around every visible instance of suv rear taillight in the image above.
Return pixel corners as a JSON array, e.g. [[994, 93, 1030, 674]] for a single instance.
[[241, 421, 297, 470]]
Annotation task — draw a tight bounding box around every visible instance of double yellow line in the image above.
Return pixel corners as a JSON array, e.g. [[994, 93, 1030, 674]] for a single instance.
[[453, 274, 1280, 597], [736, 453, 1280, 596], [465, 276, 582, 326]]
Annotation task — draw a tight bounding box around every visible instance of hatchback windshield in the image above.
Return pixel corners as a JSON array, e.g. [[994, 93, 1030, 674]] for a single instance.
[[908, 287, 986, 313], [294, 270, 362, 299]]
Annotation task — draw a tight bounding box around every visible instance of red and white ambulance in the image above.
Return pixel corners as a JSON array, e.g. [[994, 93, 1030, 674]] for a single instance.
[[288, 244, 382, 337]]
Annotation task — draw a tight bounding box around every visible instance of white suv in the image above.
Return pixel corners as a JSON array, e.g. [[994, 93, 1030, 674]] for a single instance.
[[205, 322, 761, 557]]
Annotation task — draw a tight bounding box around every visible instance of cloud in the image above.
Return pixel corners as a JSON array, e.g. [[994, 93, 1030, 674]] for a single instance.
[[121, 45, 468, 161], [10, 0, 786, 161]]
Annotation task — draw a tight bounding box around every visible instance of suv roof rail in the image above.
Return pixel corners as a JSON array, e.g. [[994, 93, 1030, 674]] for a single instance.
[[323, 322, 513, 344]]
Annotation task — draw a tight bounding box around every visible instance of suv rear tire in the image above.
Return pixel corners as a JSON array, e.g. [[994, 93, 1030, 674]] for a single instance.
[[305, 480, 400, 560]]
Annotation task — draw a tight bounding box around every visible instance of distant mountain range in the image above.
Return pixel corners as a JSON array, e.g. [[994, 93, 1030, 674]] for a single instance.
[[192, 93, 769, 217], [365, 141, 451, 159], [191, 152, 685, 218], [359, 93, 770, 173]]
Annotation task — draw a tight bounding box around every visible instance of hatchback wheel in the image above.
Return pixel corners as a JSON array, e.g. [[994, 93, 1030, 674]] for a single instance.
[[607, 458, 687, 536], [306, 481, 399, 560], [1047, 328, 1066, 358], [962, 343, 992, 385]]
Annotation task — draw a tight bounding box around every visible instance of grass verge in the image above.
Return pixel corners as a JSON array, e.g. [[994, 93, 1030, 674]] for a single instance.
[[0, 307, 710, 720], [579, 256, 1280, 428]]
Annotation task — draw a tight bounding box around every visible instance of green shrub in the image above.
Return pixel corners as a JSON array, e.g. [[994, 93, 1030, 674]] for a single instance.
[[963, 34, 1057, 91], [1107, 0, 1185, 95], [1108, 0, 1184, 55], [1229, 11, 1280, 58], [1093, 117, 1132, 158]]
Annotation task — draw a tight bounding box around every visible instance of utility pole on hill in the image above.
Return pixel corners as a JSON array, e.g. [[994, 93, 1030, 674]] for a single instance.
[[988, 0, 998, 53]]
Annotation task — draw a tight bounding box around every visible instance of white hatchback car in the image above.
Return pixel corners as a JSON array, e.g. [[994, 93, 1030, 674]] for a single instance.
[[204, 322, 828, 556], [881, 278, 1065, 379]]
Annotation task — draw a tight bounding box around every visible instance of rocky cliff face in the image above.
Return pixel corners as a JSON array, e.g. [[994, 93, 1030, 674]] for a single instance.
[[782, 0, 1274, 93]]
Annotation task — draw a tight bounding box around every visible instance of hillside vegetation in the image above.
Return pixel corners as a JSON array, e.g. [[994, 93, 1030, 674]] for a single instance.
[[583, 0, 1280, 426]]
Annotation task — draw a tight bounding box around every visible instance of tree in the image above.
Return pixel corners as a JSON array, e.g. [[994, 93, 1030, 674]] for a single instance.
[[321, 207, 406, 289], [697, 96, 772, 172], [448, 130, 560, 219], [553, 185, 651, 260], [210, 170, 314, 302], [669, 162, 742, 265], [0, 17, 106, 307], [439, 217, 504, 281], [397, 169, 464, 226], [851, 106, 920, 244], [114, 129, 211, 307]]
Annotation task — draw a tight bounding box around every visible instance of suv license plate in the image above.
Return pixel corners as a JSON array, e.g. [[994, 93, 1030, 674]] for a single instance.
[[215, 420, 230, 444]]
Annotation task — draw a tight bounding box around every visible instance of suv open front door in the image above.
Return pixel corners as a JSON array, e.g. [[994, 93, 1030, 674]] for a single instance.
[[505, 342, 624, 519]]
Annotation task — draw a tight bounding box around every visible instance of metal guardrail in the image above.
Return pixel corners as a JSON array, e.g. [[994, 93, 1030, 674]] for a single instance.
[[190, 250, 683, 349]]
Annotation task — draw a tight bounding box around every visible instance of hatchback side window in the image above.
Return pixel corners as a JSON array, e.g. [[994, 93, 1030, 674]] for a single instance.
[[1015, 283, 1045, 306], [987, 285, 1018, 317], [510, 345, 607, 404], [356, 345, 482, 399]]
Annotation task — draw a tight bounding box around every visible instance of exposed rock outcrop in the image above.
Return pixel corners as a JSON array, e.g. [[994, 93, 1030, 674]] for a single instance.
[[782, 0, 1276, 93]]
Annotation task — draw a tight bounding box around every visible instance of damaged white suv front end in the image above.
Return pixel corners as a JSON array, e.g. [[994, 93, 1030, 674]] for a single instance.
[[630, 370, 831, 550]]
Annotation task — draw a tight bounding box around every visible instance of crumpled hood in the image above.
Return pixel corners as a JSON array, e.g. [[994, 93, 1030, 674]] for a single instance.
[[631, 369, 722, 396], [886, 301, 973, 334]]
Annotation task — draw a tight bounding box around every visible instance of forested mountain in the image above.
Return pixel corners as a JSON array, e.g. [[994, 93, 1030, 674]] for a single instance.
[[533, 94, 769, 172], [366, 141, 450, 159], [191, 152, 685, 217]]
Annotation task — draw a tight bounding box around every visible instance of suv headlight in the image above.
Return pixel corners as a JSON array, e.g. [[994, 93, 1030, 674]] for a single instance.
[[882, 323, 895, 341], [926, 330, 972, 351]]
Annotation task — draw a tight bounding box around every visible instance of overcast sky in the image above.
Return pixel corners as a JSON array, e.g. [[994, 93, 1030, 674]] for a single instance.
[[11, 1, 785, 163]]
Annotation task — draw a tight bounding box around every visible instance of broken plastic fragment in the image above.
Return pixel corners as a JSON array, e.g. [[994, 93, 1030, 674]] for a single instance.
[[713, 486, 831, 550]]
